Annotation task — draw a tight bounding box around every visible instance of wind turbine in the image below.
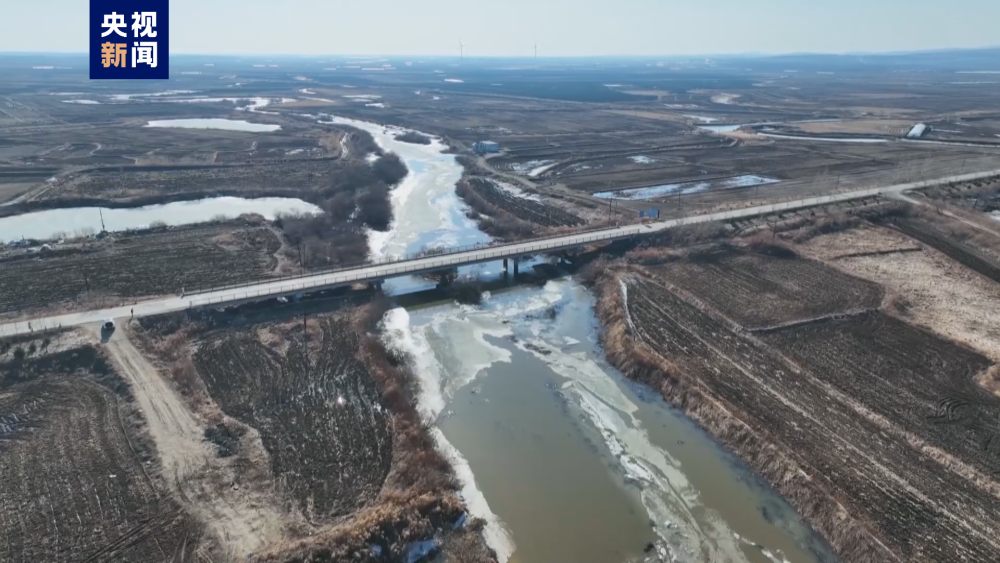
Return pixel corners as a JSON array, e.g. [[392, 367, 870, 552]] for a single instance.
[[459, 39, 465, 60], [534, 42, 538, 59]]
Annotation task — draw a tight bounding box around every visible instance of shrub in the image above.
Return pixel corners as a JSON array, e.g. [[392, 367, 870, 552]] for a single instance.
[[396, 131, 432, 145], [355, 184, 393, 230], [372, 153, 408, 185]]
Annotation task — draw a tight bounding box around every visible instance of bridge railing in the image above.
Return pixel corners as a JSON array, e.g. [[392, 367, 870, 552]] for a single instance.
[[185, 226, 648, 307], [184, 223, 645, 297]]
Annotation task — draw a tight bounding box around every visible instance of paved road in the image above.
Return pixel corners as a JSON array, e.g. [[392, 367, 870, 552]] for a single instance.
[[3, 168, 999, 338]]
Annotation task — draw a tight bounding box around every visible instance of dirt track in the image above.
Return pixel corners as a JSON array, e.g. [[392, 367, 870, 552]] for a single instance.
[[0, 338, 200, 562], [99, 326, 286, 560]]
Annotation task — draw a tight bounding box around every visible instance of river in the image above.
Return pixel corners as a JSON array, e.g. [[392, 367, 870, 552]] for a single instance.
[[335, 117, 837, 563]]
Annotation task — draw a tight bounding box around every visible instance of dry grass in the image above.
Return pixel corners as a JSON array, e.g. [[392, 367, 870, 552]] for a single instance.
[[910, 204, 1000, 260], [976, 365, 1000, 398]]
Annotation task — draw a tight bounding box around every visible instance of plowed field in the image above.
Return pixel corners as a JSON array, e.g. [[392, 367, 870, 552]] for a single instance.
[[653, 246, 884, 328], [0, 343, 200, 562]]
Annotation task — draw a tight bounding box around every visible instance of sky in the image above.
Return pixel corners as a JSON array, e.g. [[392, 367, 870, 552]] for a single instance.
[[1, 0, 998, 57]]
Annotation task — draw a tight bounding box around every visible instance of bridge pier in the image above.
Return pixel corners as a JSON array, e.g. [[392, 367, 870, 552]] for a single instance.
[[513, 258, 519, 276], [503, 258, 509, 273]]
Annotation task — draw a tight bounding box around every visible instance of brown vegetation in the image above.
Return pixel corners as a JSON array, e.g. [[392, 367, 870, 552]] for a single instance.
[[274, 152, 409, 270], [651, 245, 883, 328], [456, 178, 538, 239], [462, 178, 583, 228]]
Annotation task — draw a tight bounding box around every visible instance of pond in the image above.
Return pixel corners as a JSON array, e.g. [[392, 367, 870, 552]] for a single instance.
[[593, 175, 780, 201], [145, 118, 281, 132], [700, 124, 744, 133], [0, 196, 319, 242]]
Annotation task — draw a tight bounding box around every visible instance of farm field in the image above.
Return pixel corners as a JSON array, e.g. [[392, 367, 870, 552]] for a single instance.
[[192, 315, 393, 518], [651, 245, 884, 328], [797, 223, 1000, 370], [593, 233, 1000, 562], [4, 49, 1000, 563], [0, 220, 283, 317], [0, 332, 201, 562]]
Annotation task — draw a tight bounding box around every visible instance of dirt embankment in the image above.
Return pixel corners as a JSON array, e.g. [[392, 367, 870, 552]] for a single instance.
[[130, 299, 496, 562], [585, 241, 1000, 563]]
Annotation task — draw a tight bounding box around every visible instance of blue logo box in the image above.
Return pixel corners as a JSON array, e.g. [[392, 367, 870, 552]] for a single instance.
[[89, 0, 169, 79]]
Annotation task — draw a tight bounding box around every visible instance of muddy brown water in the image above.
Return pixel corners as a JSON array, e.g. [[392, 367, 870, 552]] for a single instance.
[[390, 282, 837, 563]]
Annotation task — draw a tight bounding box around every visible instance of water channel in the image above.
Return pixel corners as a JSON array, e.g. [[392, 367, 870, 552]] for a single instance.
[[0, 196, 320, 242], [335, 117, 837, 563]]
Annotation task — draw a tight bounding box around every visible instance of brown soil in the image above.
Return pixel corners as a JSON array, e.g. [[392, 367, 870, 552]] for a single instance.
[[650, 245, 883, 328], [193, 317, 393, 519]]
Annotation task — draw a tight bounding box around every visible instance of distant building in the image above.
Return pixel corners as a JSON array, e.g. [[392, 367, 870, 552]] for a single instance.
[[906, 123, 929, 139], [474, 140, 500, 153]]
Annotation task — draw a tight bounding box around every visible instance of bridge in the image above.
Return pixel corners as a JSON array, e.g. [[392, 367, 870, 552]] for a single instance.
[[2, 168, 998, 338]]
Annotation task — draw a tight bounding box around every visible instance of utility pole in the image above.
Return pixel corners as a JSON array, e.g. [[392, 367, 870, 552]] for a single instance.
[[98, 208, 106, 233]]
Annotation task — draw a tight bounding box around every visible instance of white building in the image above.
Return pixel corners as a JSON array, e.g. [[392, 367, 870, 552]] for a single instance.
[[906, 123, 929, 139], [474, 140, 500, 153]]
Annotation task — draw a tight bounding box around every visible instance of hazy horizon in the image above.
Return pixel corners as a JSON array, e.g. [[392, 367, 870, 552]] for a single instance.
[[3, 0, 999, 57], [3, 46, 999, 59]]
